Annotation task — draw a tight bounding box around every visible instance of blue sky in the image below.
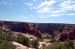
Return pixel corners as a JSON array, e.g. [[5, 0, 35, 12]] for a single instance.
[[0, 0, 75, 24]]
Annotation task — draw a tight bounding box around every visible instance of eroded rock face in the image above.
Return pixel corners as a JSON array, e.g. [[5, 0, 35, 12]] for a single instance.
[[69, 30, 75, 40], [0, 21, 75, 40], [25, 23, 42, 38], [59, 25, 75, 41]]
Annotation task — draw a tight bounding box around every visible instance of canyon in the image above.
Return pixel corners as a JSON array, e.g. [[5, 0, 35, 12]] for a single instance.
[[0, 21, 75, 41]]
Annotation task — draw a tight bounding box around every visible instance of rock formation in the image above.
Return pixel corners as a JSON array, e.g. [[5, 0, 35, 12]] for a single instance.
[[0, 21, 75, 41]]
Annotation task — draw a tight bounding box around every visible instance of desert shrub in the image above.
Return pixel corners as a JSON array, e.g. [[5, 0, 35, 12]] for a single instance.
[[42, 33, 51, 39], [43, 42, 62, 49], [53, 42, 62, 49], [43, 40, 75, 49], [15, 34, 29, 47], [0, 28, 15, 49], [0, 28, 8, 40], [30, 39, 39, 49], [43, 44, 54, 49], [0, 27, 14, 41], [62, 40, 74, 49], [0, 40, 15, 49]]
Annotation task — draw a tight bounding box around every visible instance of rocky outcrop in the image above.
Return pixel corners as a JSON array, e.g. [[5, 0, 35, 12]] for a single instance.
[[59, 25, 75, 41], [12, 42, 29, 49]]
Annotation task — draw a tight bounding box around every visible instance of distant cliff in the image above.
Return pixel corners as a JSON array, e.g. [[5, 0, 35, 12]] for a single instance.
[[0, 21, 75, 41]]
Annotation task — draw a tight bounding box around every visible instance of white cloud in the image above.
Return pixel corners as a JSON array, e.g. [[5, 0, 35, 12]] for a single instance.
[[27, 0, 75, 19], [50, 13, 61, 17], [61, 4, 75, 10], [33, 0, 62, 18], [30, 15, 36, 17], [51, 10, 64, 14], [37, 4, 50, 12], [24, 2, 34, 10], [35, 0, 56, 13], [66, 13, 75, 16], [65, 5, 75, 10], [38, 12, 61, 19], [60, 0, 75, 10], [26, 3, 33, 7], [37, 0, 56, 8]]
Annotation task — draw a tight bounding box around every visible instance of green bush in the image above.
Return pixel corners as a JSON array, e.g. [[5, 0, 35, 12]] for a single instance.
[[53, 42, 62, 49], [0, 28, 15, 49], [30, 39, 39, 49], [43, 44, 53, 49], [43, 42, 62, 49], [0, 28, 8, 41], [43, 40, 74, 49], [42, 33, 51, 39], [62, 40, 74, 49], [0, 40, 15, 49], [15, 34, 29, 47], [0, 28, 14, 41]]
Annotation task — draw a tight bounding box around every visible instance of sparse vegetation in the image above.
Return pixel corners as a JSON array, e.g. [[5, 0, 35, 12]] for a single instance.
[[43, 42, 62, 49], [62, 40, 74, 49], [0, 40, 15, 49], [42, 33, 51, 39], [15, 34, 30, 47], [30, 39, 39, 48], [0, 27, 15, 49], [43, 40, 75, 49]]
